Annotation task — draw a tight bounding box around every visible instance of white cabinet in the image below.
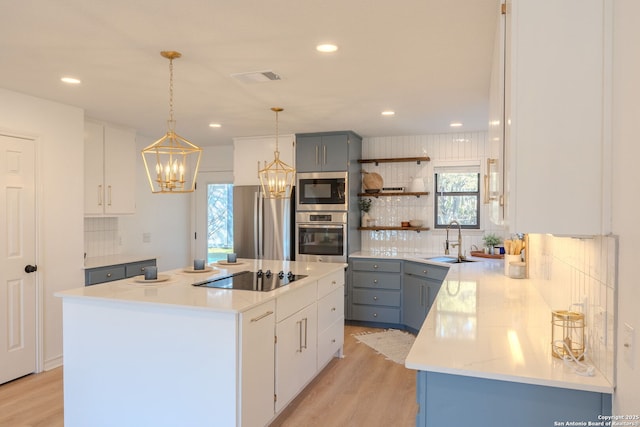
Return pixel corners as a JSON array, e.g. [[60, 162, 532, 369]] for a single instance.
[[317, 286, 344, 368], [317, 269, 345, 368], [275, 282, 318, 412], [505, 0, 611, 235], [240, 300, 276, 427], [84, 120, 136, 215], [487, 3, 509, 226], [233, 134, 295, 185]]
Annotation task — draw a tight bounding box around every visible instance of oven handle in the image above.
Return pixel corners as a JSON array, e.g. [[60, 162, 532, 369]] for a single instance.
[[298, 224, 345, 229]]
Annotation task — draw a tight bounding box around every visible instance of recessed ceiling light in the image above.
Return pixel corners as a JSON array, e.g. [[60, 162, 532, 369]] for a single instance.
[[209, 123, 222, 128], [61, 77, 81, 84], [316, 44, 338, 53], [449, 122, 463, 128], [381, 110, 395, 116]]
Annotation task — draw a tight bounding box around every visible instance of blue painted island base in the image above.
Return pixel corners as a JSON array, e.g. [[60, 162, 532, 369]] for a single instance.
[[416, 371, 612, 427]]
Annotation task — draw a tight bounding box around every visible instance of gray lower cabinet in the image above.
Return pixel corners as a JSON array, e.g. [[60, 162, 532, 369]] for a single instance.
[[417, 371, 612, 427], [85, 258, 156, 286], [402, 261, 449, 331], [349, 259, 402, 324]]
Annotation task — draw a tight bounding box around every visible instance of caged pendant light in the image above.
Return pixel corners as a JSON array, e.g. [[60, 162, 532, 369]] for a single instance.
[[258, 107, 295, 199], [142, 51, 202, 193]]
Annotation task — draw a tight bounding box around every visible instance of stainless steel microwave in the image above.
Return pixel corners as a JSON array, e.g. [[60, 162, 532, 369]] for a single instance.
[[296, 172, 348, 211]]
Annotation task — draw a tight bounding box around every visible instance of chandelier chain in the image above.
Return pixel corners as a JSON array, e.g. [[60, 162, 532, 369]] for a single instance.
[[168, 57, 174, 123]]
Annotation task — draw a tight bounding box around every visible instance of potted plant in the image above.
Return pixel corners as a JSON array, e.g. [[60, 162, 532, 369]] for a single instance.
[[482, 233, 502, 254], [358, 198, 374, 227]]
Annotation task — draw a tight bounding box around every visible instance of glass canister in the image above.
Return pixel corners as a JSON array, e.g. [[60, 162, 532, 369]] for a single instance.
[[551, 310, 585, 360]]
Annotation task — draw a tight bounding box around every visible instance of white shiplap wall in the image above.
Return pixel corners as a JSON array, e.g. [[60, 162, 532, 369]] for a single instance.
[[360, 131, 506, 254]]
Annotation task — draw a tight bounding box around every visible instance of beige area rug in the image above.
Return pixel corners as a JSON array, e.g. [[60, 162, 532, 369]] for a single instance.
[[353, 329, 416, 365]]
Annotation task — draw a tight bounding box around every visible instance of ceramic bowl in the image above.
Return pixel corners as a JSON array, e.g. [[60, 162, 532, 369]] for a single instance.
[[409, 219, 423, 227]]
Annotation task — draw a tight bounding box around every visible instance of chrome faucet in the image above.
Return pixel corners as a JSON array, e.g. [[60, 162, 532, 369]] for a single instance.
[[445, 220, 464, 261]]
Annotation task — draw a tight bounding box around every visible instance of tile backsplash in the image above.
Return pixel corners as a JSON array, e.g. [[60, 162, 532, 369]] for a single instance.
[[84, 217, 121, 258], [527, 234, 617, 384], [360, 131, 505, 254]]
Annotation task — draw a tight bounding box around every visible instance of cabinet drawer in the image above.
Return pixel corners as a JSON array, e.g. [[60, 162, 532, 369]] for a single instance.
[[351, 305, 400, 324], [352, 271, 401, 290], [351, 259, 401, 273], [317, 317, 344, 369], [276, 281, 318, 322], [404, 261, 449, 281], [318, 269, 345, 299], [125, 259, 156, 278], [352, 289, 400, 307], [85, 266, 126, 286], [318, 287, 344, 331]]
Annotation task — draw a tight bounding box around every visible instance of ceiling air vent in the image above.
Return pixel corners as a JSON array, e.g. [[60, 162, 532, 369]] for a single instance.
[[231, 70, 282, 83]]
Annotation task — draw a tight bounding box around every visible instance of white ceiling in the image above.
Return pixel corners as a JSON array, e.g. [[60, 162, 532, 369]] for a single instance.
[[1, 0, 499, 146]]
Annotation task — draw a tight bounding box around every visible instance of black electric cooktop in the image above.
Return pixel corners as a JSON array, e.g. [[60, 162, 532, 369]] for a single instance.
[[192, 270, 308, 292]]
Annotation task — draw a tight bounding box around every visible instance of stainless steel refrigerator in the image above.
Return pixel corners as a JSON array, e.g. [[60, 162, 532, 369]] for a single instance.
[[232, 186, 296, 260]]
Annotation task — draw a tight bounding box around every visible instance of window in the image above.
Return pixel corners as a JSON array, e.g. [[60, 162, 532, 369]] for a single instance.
[[207, 183, 234, 262], [434, 167, 480, 229]]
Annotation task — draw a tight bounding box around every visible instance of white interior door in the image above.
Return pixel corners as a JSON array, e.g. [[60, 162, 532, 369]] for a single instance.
[[0, 134, 37, 384]]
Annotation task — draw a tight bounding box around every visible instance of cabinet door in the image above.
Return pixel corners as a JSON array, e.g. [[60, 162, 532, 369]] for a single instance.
[[84, 121, 105, 215], [295, 135, 322, 172], [509, 0, 609, 234], [402, 275, 427, 331], [320, 134, 348, 171], [104, 125, 136, 214], [275, 303, 317, 412], [241, 300, 276, 427]]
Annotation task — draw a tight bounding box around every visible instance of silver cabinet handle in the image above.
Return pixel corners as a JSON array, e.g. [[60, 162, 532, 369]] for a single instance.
[[250, 310, 274, 323], [107, 185, 112, 206], [315, 145, 319, 165], [373, 279, 378, 284], [373, 313, 378, 318], [373, 296, 378, 301], [106, 273, 112, 278], [98, 185, 103, 206], [303, 317, 308, 350], [297, 320, 303, 352], [323, 145, 327, 164], [423, 270, 428, 274], [373, 264, 378, 269]]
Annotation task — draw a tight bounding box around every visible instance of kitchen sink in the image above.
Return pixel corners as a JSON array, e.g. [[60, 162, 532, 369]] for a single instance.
[[426, 256, 476, 264]]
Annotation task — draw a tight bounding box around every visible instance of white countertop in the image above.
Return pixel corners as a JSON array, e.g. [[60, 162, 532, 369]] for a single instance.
[[352, 251, 613, 394], [84, 254, 157, 269], [60, 259, 347, 314]]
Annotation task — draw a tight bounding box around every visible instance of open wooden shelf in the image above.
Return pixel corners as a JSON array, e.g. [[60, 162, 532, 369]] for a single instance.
[[358, 226, 430, 233], [358, 191, 429, 198], [358, 156, 430, 165]]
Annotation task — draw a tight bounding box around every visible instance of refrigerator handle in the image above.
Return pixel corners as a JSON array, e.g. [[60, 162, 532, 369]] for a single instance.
[[255, 191, 263, 258]]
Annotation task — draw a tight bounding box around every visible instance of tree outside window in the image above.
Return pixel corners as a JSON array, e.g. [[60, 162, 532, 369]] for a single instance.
[[207, 184, 234, 262], [434, 170, 480, 229]]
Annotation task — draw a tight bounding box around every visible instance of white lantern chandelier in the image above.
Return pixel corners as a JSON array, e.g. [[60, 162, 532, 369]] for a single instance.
[[142, 51, 202, 193], [258, 107, 295, 199]]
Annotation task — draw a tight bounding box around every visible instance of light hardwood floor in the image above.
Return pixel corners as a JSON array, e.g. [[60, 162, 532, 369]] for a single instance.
[[0, 325, 417, 427]]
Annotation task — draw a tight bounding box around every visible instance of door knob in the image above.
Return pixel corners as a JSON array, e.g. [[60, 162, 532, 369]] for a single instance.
[[24, 265, 38, 273]]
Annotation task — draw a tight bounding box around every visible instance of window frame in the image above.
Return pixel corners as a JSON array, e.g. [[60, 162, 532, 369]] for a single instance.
[[433, 169, 481, 230]]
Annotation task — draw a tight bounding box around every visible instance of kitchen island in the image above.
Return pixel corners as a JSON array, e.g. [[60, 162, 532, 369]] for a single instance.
[[56, 259, 346, 427]]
